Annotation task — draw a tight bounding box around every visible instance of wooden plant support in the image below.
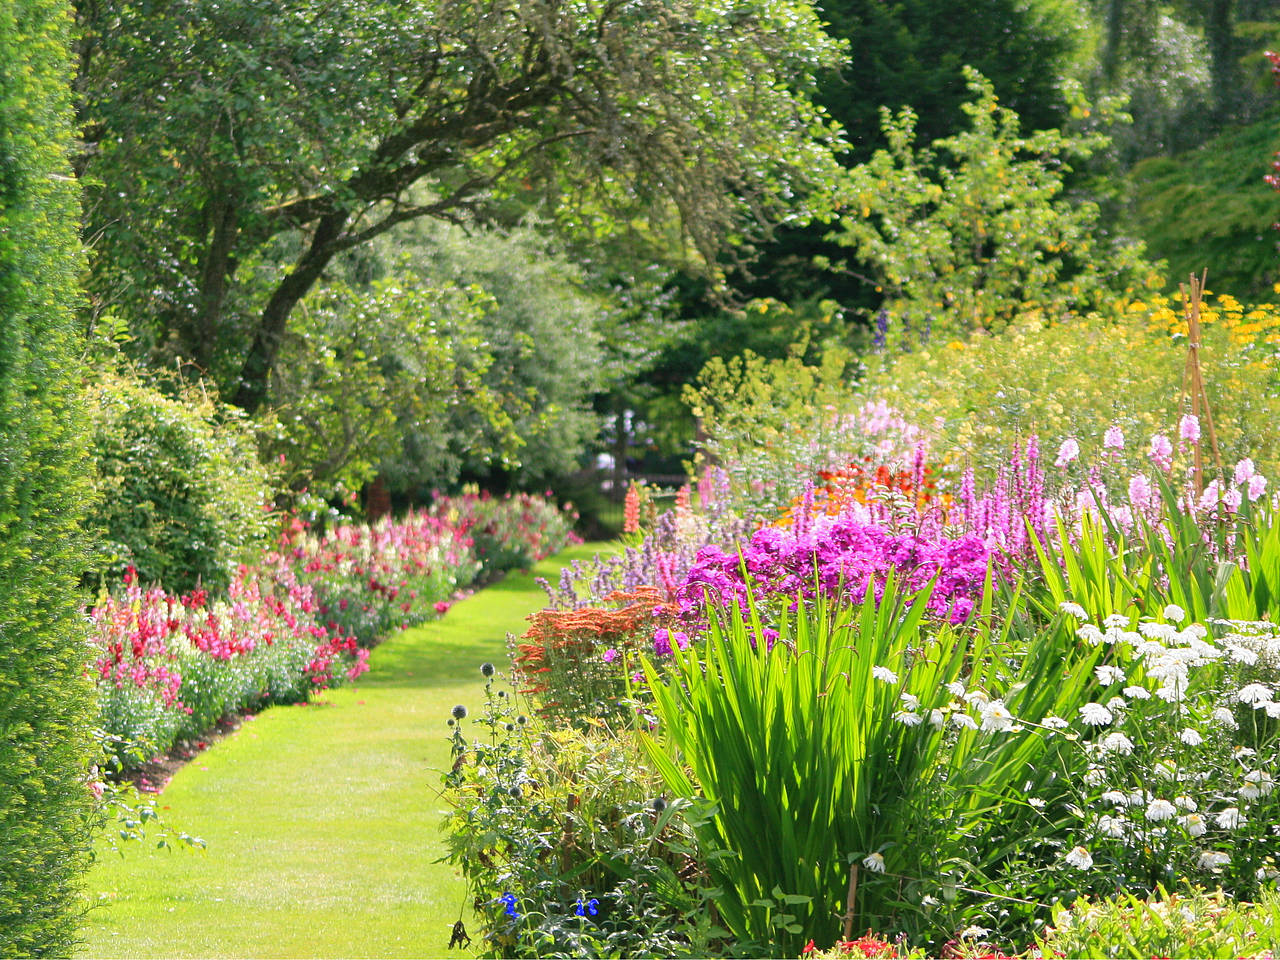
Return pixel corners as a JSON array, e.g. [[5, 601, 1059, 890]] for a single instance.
[[1180, 271, 1225, 496], [842, 862, 860, 942]]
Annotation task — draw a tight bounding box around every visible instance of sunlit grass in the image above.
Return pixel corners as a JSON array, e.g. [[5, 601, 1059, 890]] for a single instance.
[[79, 541, 611, 959]]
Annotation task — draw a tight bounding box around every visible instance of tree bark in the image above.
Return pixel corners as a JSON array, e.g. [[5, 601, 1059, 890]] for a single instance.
[[232, 209, 349, 414], [1207, 0, 1236, 122], [191, 191, 238, 372]]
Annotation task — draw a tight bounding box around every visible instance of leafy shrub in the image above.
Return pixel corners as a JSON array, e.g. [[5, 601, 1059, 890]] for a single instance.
[[832, 68, 1157, 335], [858, 300, 1280, 483], [86, 367, 277, 593], [1039, 886, 1280, 960], [0, 1, 98, 951], [442, 669, 722, 959], [283, 510, 480, 647]]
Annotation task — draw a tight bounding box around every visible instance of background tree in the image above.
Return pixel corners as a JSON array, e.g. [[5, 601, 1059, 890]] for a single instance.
[[832, 70, 1157, 333], [0, 0, 98, 952], [75, 0, 848, 415]]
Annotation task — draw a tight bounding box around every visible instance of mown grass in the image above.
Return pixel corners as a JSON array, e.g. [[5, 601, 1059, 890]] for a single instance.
[[79, 541, 610, 959]]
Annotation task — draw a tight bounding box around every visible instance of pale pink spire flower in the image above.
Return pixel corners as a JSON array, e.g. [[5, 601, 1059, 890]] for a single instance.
[[1054, 438, 1080, 468], [1149, 434, 1173, 471], [1180, 414, 1201, 444]]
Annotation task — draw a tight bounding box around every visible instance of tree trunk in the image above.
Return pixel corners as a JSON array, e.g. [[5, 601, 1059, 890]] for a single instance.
[[1207, 0, 1236, 123], [1102, 0, 1125, 86], [232, 209, 348, 414], [191, 191, 238, 372]]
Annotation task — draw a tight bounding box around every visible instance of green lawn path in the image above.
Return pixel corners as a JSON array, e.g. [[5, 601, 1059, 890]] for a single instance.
[[80, 541, 611, 959]]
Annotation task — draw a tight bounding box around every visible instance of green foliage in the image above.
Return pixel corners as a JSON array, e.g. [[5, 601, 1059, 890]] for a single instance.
[[1124, 109, 1280, 301], [1038, 886, 1280, 960], [832, 69, 1158, 334], [443, 673, 719, 959], [76, 0, 848, 413], [375, 221, 606, 493], [0, 0, 98, 952], [638, 576, 984, 954], [86, 368, 277, 593], [684, 345, 858, 516], [261, 273, 503, 500]]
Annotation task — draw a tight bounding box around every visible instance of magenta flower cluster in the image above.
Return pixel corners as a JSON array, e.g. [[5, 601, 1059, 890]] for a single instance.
[[672, 516, 991, 635]]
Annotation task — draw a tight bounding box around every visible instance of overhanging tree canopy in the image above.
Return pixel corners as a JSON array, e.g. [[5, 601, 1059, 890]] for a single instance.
[[76, 0, 848, 413]]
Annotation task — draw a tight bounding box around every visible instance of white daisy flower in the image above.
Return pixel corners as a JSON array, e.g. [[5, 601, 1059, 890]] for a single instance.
[[1211, 707, 1238, 729], [1180, 813, 1207, 837], [1064, 846, 1094, 870], [1163, 604, 1186, 622], [959, 925, 990, 940], [1174, 795, 1197, 811], [1228, 645, 1259, 666], [951, 713, 977, 731], [1139, 622, 1176, 641], [1059, 601, 1089, 620], [1096, 815, 1126, 838], [1101, 790, 1128, 806], [1242, 769, 1275, 799], [892, 710, 922, 727], [1145, 799, 1177, 821], [1122, 685, 1151, 700], [1152, 761, 1178, 780], [1197, 850, 1230, 871], [1079, 702, 1113, 725], [872, 666, 899, 684], [1083, 765, 1106, 786], [1028, 797, 1046, 809], [1077, 624, 1105, 646], [979, 700, 1015, 733], [1104, 614, 1130, 629], [946, 681, 966, 697], [1096, 665, 1126, 685], [1215, 807, 1246, 830], [900, 692, 919, 711], [1237, 683, 1273, 706], [862, 852, 886, 873], [1042, 716, 1069, 729], [1100, 732, 1134, 755], [1179, 728, 1204, 746]]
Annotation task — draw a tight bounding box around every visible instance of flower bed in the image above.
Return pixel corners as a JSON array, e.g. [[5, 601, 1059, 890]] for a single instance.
[[448, 396, 1280, 959], [92, 493, 575, 774]]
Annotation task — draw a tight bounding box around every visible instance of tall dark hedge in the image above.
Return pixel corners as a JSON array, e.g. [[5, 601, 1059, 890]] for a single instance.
[[0, 0, 97, 954]]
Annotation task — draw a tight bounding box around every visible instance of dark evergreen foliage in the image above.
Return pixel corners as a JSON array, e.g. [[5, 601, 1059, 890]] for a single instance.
[[0, 0, 97, 953]]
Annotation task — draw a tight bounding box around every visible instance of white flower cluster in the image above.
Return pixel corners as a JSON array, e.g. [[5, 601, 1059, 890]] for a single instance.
[[1048, 611, 1280, 879]]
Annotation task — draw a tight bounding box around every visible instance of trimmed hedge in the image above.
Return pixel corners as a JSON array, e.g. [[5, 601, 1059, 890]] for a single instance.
[[0, 1, 98, 954]]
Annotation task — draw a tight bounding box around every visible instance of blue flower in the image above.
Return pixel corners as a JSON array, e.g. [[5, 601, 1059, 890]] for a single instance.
[[575, 897, 599, 917], [498, 891, 520, 920]]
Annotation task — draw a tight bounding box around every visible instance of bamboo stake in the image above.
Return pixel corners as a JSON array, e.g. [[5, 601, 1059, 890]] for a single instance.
[[842, 863, 860, 942]]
